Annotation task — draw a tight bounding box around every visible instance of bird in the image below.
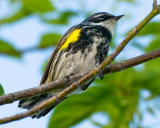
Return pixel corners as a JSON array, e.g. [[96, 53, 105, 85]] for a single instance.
[[18, 12, 123, 118]]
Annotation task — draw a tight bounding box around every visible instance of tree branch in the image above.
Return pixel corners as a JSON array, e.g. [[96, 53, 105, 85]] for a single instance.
[[0, 1, 159, 124], [1, 48, 160, 106], [103, 48, 160, 74], [1, 45, 160, 123]]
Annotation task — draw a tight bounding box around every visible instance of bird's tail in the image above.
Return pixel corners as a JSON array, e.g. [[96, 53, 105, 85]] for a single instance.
[[18, 94, 66, 118]]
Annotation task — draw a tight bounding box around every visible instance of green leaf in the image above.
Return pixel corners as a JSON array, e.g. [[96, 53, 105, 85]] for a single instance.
[[22, 0, 55, 13], [1, 0, 55, 24], [44, 11, 76, 24], [137, 59, 160, 95], [48, 85, 111, 128], [39, 33, 61, 48], [143, 36, 160, 73], [0, 83, 5, 96], [48, 69, 139, 128], [137, 22, 160, 36], [0, 39, 21, 58], [0, 6, 31, 24], [145, 37, 160, 52]]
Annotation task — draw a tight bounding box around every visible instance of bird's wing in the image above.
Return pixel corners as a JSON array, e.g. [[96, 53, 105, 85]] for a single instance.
[[40, 25, 80, 85]]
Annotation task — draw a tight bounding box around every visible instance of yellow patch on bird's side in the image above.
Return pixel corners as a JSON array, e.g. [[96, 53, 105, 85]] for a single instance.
[[59, 28, 82, 51]]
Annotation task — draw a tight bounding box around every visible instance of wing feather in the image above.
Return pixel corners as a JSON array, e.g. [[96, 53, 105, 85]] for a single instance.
[[40, 25, 79, 84]]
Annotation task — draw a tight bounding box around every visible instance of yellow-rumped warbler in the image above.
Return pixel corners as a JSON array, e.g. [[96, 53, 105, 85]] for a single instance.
[[18, 12, 123, 118]]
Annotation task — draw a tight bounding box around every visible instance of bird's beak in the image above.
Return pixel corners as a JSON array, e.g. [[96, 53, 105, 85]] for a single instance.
[[114, 15, 124, 20]]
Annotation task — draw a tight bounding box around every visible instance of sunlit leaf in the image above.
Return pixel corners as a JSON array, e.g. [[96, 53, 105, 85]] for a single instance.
[[22, 0, 55, 13], [39, 33, 61, 48], [0, 39, 21, 58], [0, 83, 4, 96]]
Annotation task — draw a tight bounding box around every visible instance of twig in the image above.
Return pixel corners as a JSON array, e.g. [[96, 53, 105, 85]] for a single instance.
[[1, 46, 160, 123], [153, 0, 158, 9], [153, 0, 160, 13], [103, 48, 160, 74], [153, 0, 157, 9], [0, 73, 81, 105], [1, 48, 160, 106]]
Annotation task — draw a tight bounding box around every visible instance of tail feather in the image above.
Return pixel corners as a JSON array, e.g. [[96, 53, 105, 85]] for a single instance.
[[18, 96, 40, 109], [18, 94, 67, 118], [18, 94, 49, 109], [32, 105, 54, 119], [31, 97, 67, 119]]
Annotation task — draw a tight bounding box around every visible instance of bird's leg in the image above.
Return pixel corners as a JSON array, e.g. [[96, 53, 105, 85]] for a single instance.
[[64, 73, 75, 86], [97, 67, 104, 80]]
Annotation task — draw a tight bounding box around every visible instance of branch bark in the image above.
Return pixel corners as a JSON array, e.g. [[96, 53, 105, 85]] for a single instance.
[[0, 0, 159, 125], [1, 48, 160, 106], [1, 47, 160, 124]]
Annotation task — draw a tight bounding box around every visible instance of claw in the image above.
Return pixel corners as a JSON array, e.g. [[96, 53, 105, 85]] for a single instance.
[[97, 67, 104, 80], [64, 75, 71, 86], [64, 75, 70, 80]]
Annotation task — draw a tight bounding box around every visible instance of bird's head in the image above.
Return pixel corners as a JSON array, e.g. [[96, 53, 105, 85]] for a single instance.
[[81, 12, 124, 35]]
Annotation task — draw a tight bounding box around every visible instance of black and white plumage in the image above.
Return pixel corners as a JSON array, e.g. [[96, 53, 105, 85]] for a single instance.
[[18, 12, 123, 118]]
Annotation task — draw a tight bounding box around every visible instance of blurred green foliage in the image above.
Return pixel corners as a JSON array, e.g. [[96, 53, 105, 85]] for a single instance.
[[0, 39, 21, 58], [1, 0, 160, 128], [137, 22, 160, 36], [0, 7, 31, 24], [49, 69, 139, 128], [39, 33, 61, 49], [22, 0, 55, 13]]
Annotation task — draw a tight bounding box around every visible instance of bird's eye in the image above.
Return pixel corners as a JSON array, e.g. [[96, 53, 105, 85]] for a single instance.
[[88, 14, 107, 23], [93, 15, 105, 20], [98, 15, 105, 19]]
